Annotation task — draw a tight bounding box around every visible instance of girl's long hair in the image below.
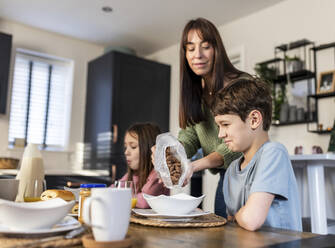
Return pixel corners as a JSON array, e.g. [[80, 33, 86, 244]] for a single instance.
[[179, 17, 243, 129], [125, 122, 161, 190]]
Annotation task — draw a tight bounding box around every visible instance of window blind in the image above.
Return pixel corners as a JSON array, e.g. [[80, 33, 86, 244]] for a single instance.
[[8, 52, 70, 149]]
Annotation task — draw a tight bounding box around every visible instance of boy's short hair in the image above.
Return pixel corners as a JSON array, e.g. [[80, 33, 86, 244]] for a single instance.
[[211, 78, 272, 131]]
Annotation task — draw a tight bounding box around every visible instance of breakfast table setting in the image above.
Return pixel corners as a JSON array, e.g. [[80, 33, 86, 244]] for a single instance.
[[1, 142, 335, 248], [1, 216, 335, 248]]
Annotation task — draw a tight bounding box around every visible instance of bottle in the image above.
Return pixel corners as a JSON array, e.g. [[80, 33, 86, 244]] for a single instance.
[[15, 144, 45, 202], [78, 183, 106, 223]]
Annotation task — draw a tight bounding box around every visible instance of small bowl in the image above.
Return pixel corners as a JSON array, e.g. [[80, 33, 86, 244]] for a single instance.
[[0, 198, 75, 230], [143, 193, 205, 215], [0, 179, 19, 201]]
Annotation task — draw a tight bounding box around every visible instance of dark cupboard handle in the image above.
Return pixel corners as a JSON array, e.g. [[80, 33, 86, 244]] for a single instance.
[[112, 124, 118, 143]]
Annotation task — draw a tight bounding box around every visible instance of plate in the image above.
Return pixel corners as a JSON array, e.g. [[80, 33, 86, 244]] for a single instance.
[[68, 213, 78, 217], [132, 208, 210, 220], [0, 216, 81, 237]]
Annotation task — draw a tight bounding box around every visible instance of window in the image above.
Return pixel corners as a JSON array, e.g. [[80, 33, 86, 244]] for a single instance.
[[8, 49, 73, 149]]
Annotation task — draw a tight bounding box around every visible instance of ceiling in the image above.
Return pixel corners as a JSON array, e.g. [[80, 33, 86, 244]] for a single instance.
[[0, 0, 283, 56]]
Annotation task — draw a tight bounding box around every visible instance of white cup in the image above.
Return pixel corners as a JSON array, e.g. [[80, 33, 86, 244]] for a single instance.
[[83, 188, 131, 242]]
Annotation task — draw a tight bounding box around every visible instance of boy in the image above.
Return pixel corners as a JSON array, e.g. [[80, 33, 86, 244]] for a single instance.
[[211, 78, 302, 232]]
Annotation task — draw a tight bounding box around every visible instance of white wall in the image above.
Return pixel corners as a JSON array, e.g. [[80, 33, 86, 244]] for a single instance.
[[0, 19, 104, 170], [219, 0, 335, 153], [147, 0, 335, 216]]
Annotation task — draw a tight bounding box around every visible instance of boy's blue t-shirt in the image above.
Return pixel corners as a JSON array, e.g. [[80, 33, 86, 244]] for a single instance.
[[223, 142, 302, 231]]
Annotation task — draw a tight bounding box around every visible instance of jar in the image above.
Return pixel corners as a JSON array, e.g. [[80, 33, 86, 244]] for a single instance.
[[78, 183, 106, 223]]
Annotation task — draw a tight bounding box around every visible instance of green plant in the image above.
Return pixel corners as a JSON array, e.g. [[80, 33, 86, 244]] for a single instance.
[[254, 64, 277, 81], [254, 63, 286, 121], [284, 55, 301, 62]]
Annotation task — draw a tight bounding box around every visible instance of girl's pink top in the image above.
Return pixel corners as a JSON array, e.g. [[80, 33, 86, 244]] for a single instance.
[[120, 170, 169, 208]]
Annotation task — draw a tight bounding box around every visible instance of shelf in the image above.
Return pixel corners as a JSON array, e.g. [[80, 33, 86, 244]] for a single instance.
[[272, 120, 315, 126], [257, 58, 282, 66], [308, 92, 335, 99], [274, 70, 315, 83], [276, 39, 314, 52], [312, 42, 335, 51], [308, 130, 332, 134]]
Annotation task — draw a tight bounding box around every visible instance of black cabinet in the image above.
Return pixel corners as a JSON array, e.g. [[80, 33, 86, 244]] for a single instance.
[[84, 51, 171, 178], [0, 175, 112, 189], [0, 32, 12, 114], [45, 175, 112, 189]]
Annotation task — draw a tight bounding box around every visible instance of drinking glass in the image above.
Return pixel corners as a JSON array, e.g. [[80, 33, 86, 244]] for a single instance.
[[114, 181, 137, 208], [24, 179, 46, 202]]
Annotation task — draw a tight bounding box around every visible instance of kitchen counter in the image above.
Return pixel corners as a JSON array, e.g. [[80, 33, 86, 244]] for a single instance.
[[0, 169, 109, 177]]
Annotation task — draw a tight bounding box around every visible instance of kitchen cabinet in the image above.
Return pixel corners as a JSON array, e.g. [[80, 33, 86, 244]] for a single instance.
[[0, 32, 12, 114], [0, 169, 111, 188], [0, 174, 111, 189], [84, 51, 170, 179]]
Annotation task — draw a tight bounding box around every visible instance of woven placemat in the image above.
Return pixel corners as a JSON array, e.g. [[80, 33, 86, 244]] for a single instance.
[[0, 228, 90, 248], [130, 213, 227, 228], [0, 235, 82, 248]]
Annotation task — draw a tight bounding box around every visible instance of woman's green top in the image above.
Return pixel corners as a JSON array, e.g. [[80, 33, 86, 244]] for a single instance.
[[178, 106, 242, 174], [178, 74, 252, 174]]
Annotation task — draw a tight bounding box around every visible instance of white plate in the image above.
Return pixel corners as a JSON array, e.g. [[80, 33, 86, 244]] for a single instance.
[[0, 216, 81, 237], [68, 213, 78, 217], [132, 208, 210, 220]]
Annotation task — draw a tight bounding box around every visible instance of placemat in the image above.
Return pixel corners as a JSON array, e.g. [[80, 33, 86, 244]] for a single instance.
[[130, 213, 227, 228], [0, 229, 90, 248]]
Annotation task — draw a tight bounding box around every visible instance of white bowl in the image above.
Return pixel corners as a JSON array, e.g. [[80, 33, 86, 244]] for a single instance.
[[0, 198, 75, 230], [143, 193, 205, 215], [0, 179, 19, 201]]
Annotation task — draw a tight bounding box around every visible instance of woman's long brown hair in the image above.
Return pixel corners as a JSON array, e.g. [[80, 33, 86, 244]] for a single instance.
[[179, 17, 244, 129], [125, 123, 161, 191]]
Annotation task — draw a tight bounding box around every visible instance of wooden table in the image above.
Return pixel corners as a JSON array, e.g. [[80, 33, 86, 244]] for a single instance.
[[3, 223, 335, 248], [127, 223, 320, 248]]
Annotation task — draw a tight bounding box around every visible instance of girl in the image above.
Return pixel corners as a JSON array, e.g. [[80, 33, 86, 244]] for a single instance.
[[178, 18, 252, 217], [120, 122, 169, 208]]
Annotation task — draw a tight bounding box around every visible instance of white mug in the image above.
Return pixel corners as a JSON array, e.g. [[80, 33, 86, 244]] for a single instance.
[[83, 188, 131, 241]]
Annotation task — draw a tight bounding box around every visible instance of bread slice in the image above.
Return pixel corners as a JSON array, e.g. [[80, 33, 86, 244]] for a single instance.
[[41, 189, 75, 201]]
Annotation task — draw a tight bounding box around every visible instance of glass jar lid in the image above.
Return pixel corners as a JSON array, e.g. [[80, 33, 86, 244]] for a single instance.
[[80, 183, 107, 188]]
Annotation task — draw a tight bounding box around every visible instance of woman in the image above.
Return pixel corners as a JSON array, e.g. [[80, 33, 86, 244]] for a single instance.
[[178, 17, 251, 217]]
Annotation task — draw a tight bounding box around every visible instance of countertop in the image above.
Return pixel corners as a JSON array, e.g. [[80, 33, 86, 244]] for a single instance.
[[0, 169, 109, 177]]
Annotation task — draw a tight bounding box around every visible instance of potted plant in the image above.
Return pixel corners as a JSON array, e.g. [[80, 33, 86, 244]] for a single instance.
[[254, 64, 277, 81], [254, 64, 286, 122], [285, 55, 304, 73]]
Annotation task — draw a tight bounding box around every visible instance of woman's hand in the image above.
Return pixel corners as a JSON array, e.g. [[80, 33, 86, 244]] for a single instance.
[[182, 162, 194, 186]]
